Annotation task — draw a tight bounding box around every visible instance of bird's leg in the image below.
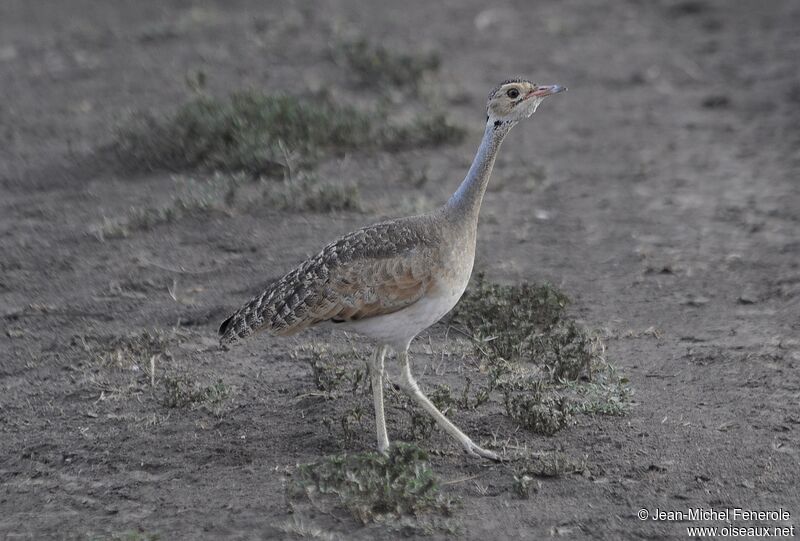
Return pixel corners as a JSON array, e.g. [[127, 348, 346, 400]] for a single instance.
[[369, 345, 390, 454], [397, 350, 500, 461]]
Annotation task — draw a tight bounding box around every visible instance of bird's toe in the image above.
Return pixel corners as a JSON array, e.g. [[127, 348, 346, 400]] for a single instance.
[[464, 441, 503, 462]]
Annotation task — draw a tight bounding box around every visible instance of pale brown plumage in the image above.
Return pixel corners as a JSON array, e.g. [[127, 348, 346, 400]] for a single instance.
[[218, 79, 566, 460], [218, 215, 442, 343]]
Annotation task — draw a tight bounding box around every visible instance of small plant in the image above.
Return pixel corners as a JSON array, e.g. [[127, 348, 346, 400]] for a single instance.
[[334, 37, 440, 90], [297, 343, 368, 395], [515, 450, 588, 479], [451, 273, 571, 366], [161, 376, 230, 410], [502, 387, 575, 436], [291, 443, 453, 524], [537, 320, 594, 381], [509, 451, 587, 498], [450, 273, 631, 435], [567, 367, 632, 416], [459, 375, 492, 410], [308, 354, 349, 394], [340, 406, 366, 447], [512, 473, 537, 499]]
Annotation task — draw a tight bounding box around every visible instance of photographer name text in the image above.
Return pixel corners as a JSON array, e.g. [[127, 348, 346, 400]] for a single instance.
[[649, 508, 791, 522]]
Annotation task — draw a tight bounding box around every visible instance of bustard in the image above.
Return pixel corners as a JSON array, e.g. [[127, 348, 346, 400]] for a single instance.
[[219, 79, 566, 460]]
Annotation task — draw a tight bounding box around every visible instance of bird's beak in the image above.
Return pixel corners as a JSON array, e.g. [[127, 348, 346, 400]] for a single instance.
[[530, 84, 567, 98]]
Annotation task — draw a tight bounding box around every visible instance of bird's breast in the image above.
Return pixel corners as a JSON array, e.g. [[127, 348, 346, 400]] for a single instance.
[[435, 228, 477, 296]]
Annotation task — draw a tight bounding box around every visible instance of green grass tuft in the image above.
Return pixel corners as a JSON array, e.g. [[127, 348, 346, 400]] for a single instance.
[[291, 443, 453, 524], [114, 92, 373, 176], [113, 91, 464, 176]]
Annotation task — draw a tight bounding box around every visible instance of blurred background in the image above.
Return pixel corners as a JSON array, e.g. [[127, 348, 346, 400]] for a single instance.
[[1, 1, 798, 539]]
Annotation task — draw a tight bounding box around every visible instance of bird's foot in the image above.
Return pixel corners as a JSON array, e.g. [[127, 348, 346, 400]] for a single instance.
[[377, 440, 390, 456], [463, 440, 503, 462]]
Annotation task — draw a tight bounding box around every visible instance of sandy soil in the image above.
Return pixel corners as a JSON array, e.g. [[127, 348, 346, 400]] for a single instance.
[[1, 0, 798, 539]]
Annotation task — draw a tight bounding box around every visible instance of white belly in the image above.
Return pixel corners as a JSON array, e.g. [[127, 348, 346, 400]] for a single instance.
[[342, 282, 467, 350]]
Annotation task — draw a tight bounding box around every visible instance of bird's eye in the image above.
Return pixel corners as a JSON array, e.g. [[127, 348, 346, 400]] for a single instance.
[[506, 88, 520, 99]]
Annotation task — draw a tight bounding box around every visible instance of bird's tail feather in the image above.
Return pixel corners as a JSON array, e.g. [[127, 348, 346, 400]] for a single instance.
[[218, 294, 265, 345], [218, 314, 236, 340]]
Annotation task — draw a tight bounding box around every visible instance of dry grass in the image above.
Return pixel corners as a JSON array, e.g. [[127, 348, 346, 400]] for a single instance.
[[94, 174, 240, 239], [94, 171, 363, 240], [511, 450, 589, 498], [258, 173, 362, 213], [75, 330, 173, 370], [333, 37, 440, 90], [379, 113, 466, 151], [291, 342, 463, 445], [298, 343, 368, 396], [74, 329, 231, 416], [273, 515, 339, 541], [292, 275, 630, 443]]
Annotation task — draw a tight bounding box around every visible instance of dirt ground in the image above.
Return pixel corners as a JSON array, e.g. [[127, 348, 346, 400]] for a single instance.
[[1, 0, 798, 539]]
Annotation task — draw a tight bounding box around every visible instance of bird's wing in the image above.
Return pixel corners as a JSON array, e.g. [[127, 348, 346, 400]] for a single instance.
[[307, 248, 435, 325], [219, 218, 439, 344]]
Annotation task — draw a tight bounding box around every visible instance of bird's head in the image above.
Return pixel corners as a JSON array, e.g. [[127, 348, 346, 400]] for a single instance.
[[486, 79, 566, 125]]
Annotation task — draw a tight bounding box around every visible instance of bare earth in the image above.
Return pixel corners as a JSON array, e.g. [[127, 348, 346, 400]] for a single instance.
[[1, 0, 798, 539]]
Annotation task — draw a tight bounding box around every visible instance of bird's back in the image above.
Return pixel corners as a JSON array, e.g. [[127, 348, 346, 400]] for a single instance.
[[218, 213, 447, 345]]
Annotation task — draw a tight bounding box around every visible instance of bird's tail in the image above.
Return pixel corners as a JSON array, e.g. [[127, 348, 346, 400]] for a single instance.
[[218, 293, 267, 345], [218, 313, 238, 343], [219, 268, 316, 346]]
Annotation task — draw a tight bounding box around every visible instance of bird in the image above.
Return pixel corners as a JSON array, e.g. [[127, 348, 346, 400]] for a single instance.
[[219, 79, 566, 460]]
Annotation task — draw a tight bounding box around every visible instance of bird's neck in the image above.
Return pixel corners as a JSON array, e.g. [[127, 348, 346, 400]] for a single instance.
[[445, 120, 512, 223]]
